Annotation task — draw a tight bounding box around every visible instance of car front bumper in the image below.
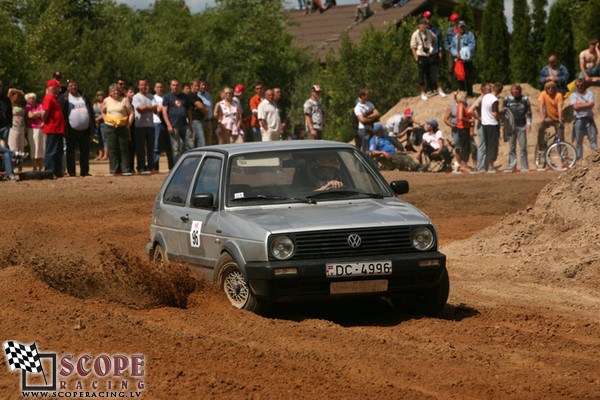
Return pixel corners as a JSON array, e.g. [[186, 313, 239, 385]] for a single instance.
[[244, 252, 446, 302]]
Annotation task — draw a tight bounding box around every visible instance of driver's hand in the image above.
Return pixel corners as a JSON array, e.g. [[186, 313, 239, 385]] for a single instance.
[[327, 180, 343, 189]]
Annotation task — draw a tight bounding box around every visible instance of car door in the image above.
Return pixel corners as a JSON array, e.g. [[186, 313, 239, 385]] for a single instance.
[[157, 154, 203, 261], [180, 155, 224, 278]]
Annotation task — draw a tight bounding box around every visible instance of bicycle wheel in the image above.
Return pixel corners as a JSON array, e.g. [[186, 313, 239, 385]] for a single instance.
[[534, 145, 547, 169], [546, 142, 576, 170]]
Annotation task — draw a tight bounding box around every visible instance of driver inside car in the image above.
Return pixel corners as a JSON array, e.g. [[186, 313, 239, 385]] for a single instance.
[[308, 155, 344, 191]]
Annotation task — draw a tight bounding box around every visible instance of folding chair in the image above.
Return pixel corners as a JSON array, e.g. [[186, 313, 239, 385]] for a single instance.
[[418, 144, 454, 173]]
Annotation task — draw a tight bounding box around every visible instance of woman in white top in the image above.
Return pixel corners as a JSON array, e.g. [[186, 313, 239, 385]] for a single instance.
[[214, 87, 242, 144]]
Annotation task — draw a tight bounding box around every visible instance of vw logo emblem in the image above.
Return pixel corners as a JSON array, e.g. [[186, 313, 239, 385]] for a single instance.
[[347, 234, 362, 248]]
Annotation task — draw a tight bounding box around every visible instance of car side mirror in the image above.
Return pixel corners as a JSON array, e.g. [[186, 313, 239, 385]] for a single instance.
[[191, 193, 215, 209], [390, 180, 409, 195]]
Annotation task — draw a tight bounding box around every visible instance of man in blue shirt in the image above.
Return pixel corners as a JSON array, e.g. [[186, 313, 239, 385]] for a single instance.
[[369, 124, 421, 171], [570, 78, 597, 160], [162, 79, 193, 163]]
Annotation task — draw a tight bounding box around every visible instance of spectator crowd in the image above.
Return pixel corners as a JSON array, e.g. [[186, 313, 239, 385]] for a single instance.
[[0, 11, 598, 180]]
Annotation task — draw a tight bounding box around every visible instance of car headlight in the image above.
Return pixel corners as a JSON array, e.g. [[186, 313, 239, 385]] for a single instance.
[[270, 235, 295, 260], [411, 227, 434, 251]]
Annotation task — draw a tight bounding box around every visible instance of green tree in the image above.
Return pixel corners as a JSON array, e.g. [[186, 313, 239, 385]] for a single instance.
[[0, 6, 27, 87], [543, 0, 575, 79], [573, 0, 600, 53], [311, 18, 418, 142], [509, 0, 536, 83], [531, 0, 547, 69], [479, 0, 510, 83]]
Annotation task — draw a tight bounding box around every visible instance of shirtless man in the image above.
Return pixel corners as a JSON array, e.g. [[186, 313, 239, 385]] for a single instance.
[[579, 38, 600, 82]]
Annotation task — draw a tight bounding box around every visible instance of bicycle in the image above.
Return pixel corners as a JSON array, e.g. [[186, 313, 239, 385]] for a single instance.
[[534, 122, 576, 170]]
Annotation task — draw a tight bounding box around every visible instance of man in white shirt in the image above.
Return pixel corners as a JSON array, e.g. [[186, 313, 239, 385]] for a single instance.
[[257, 89, 281, 141], [58, 79, 94, 177], [132, 80, 158, 172], [481, 82, 503, 171], [354, 88, 380, 155], [410, 18, 446, 101]]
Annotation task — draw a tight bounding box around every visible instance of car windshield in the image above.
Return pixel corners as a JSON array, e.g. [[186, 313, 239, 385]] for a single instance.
[[226, 148, 391, 206]]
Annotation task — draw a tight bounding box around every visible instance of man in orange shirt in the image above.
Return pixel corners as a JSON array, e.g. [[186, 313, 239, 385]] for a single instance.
[[249, 81, 264, 142], [537, 81, 564, 149]]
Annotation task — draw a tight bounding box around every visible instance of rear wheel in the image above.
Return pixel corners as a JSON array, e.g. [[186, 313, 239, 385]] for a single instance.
[[391, 268, 449, 316], [217, 253, 269, 314], [546, 142, 576, 170], [152, 244, 168, 269]]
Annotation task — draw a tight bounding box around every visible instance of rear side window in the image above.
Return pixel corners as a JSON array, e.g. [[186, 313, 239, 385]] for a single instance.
[[193, 157, 223, 207], [163, 156, 202, 205]]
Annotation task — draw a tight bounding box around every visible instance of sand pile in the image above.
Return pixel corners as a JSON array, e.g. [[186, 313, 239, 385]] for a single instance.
[[445, 149, 600, 288], [0, 241, 203, 309]]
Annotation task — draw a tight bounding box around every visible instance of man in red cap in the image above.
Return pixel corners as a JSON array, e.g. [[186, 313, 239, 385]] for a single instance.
[[42, 79, 66, 177], [385, 108, 422, 151], [444, 13, 460, 91]]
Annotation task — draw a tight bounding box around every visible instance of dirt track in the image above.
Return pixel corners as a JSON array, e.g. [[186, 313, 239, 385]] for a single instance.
[[1, 166, 599, 399]]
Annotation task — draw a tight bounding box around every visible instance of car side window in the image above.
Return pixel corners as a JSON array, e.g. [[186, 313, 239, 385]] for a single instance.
[[193, 157, 222, 207], [163, 156, 202, 205]]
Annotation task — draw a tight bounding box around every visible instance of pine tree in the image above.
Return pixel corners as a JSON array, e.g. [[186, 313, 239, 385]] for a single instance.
[[573, 0, 600, 51], [531, 0, 547, 69], [509, 0, 536, 83], [543, 0, 575, 79], [479, 0, 510, 82]]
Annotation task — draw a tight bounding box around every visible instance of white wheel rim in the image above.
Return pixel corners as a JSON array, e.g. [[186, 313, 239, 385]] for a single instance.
[[223, 265, 249, 308]]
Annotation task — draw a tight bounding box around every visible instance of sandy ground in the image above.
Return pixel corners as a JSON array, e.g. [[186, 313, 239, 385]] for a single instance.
[[1, 149, 599, 399]]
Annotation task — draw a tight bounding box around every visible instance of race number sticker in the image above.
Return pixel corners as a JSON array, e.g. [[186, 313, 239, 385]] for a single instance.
[[190, 221, 202, 248]]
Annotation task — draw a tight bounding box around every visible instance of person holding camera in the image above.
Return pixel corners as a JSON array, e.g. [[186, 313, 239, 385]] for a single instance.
[[411, 18, 446, 101]]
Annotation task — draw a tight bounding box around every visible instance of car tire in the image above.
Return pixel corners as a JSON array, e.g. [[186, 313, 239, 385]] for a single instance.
[[391, 268, 449, 317], [217, 253, 270, 315], [152, 244, 168, 269]]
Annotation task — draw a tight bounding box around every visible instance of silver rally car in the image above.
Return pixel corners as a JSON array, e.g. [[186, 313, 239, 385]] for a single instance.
[[147, 141, 448, 315]]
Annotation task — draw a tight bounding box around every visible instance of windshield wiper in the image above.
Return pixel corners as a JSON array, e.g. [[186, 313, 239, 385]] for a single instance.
[[306, 190, 384, 200], [231, 195, 315, 204]]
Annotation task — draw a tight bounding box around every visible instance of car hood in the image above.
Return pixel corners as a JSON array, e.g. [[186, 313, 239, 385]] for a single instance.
[[225, 198, 432, 233]]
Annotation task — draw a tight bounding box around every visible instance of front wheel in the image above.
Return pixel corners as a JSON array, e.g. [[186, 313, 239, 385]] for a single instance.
[[217, 253, 269, 314], [546, 142, 576, 170], [390, 268, 449, 316]]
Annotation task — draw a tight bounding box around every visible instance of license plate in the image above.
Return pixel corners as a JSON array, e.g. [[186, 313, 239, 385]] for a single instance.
[[326, 261, 392, 277], [330, 280, 388, 294]]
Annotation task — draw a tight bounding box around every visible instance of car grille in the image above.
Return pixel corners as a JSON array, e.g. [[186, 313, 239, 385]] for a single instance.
[[289, 226, 427, 260]]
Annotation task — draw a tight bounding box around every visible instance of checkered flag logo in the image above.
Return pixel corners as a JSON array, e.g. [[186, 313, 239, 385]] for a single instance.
[[3, 341, 44, 374]]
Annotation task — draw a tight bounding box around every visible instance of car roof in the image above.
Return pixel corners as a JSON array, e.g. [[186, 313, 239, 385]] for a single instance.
[[190, 140, 356, 156]]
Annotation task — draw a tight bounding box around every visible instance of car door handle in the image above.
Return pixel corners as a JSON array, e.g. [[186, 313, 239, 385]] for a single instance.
[[180, 215, 189, 223]]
